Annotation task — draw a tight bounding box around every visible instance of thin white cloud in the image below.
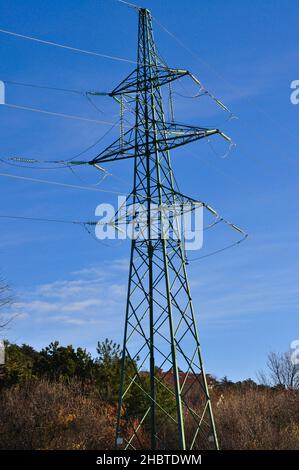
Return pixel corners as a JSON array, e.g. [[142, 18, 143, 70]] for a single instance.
[[8, 261, 128, 329], [49, 316, 99, 326], [61, 298, 102, 312]]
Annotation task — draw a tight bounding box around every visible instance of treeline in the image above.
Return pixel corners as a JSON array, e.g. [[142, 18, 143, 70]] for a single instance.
[[0, 339, 176, 427], [1, 339, 120, 391], [0, 339, 270, 392], [0, 340, 298, 450], [1, 339, 138, 408]]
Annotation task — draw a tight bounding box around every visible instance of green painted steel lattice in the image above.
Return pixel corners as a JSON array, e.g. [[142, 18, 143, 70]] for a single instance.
[[100, 8, 220, 450]]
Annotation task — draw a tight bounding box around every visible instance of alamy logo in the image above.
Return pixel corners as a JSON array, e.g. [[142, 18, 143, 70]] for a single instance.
[[95, 197, 204, 251], [0, 340, 5, 365], [290, 80, 299, 105], [0, 81, 5, 105], [290, 340, 299, 367]]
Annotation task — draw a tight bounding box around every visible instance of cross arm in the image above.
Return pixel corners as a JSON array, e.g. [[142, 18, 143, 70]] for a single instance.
[[89, 123, 231, 165]]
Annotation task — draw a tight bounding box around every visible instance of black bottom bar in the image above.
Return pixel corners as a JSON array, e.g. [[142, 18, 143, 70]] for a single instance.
[[0, 450, 298, 466]]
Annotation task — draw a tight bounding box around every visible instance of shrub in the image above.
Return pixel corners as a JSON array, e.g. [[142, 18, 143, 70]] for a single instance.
[[0, 379, 116, 450], [214, 388, 299, 449]]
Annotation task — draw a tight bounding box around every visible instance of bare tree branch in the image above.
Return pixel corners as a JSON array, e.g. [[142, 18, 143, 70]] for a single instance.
[[258, 351, 299, 390]]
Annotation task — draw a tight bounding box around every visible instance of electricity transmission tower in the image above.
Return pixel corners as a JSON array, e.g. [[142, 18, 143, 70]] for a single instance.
[[90, 7, 232, 450], [0, 3, 247, 451]]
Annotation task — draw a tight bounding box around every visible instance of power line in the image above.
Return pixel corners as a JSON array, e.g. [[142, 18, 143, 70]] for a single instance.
[[3, 79, 84, 95], [152, 16, 200, 63], [188, 235, 248, 262], [3, 79, 110, 103], [2, 103, 118, 126], [0, 157, 66, 170], [2, 79, 113, 118], [113, 0, 141, 11], [0, 118, 121, 170], [63, 118, 121, 162], [153, 15, 299, 168], [152, 16, 229, 111], [0, 171, 127, 195], [0, 28, 137, 64], [0, 214, 96, 226], [0, 214, 123, 249]]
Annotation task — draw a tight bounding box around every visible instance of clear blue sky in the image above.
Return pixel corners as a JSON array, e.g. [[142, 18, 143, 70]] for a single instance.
[[0, 0, 298, 381]]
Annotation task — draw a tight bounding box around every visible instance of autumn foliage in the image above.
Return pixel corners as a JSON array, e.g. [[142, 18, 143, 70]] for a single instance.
[[0, 340, 298, 450]]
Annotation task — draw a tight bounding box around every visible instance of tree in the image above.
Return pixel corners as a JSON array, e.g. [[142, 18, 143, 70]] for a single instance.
[[96, 339, 127, 404], [0, 342, 39, 386], [34, 341, 97, 382], [95, 339, 176, 427], [258, 351, 299, 390]]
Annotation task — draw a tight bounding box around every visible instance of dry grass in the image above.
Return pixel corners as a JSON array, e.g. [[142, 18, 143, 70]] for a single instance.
[[0, 379, 116, 450], [214, 388, 299, 450], [0, 380, 298, 449]]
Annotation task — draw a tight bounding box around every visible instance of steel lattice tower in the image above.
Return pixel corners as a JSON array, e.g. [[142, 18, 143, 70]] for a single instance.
[[90, 8, 226, 450], [0, 3, 248, 451]]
